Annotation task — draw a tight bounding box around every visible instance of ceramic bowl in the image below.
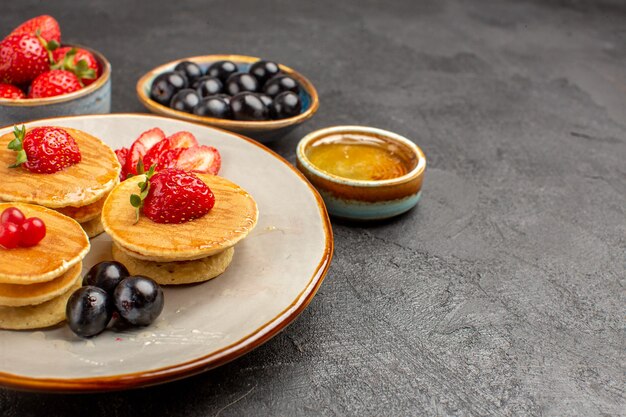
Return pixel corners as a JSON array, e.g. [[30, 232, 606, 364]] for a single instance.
[[136, 54, 319, 143], [296, 126, 426, 221], [0, 45, 111, 126]]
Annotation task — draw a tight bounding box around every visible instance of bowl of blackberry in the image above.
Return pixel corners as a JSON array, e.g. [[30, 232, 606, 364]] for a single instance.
[[136, 55, 319, 143]]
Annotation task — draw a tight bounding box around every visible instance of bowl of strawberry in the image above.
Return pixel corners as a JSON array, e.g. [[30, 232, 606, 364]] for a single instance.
[[0, 15, 111, 125], [136, 54, 319, 143]]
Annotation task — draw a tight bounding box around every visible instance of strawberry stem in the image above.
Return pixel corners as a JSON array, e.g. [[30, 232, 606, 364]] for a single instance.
[[50, 47, 96, 87], [130, 162, 156, 224], [7, 125, 27, 168]]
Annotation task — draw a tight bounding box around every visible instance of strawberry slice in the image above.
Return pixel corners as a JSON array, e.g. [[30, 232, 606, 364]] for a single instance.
[[142, 138, 171, 169], [167, 131, 198, 149], [126, 128, 165, 176], [174, 145, 221, 175], [114, 147, 129, 180], [158, 148, 186, 169]]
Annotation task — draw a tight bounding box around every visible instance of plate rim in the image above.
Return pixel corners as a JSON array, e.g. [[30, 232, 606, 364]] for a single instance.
[[0, 113, 333, 393]]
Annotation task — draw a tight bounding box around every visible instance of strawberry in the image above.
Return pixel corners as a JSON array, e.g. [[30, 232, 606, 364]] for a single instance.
[[7, 125, 81, 174], [29, 69, 81, 98], [126, 128, 166, 176], [174, 145, 221, 175], [166, 131, 198, 148], [130, 167, 215, 224], [0, 83, 24, 99], [115, 147, 129, 180], [51, 47, 99, 86], [8, 15, 61, 44], [157, 148, 185, 170], [142, 131, 198, 169], [0, 34, 50, 85]]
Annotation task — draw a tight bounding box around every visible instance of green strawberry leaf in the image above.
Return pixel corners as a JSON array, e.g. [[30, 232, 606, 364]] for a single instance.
[[129, 163, 157, 224], [7, 125, 27, 168]]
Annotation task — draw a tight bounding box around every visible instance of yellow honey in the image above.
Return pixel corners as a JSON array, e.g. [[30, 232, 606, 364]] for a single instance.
[[306, 133, 412, 181]]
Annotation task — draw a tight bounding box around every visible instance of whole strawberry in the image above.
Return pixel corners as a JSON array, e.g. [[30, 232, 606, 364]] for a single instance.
[[0, 83, 24, 99], [130, 167, 215, 224], [8, 15, 61, 43], [7, 125, 81, 174], [0, 34, 50, 85], [52, 47, 99, 86], [29, 70, 81, 98]]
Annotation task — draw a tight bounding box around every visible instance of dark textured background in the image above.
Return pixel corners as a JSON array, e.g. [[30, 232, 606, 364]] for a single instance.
[[1, 0, 625, 415]]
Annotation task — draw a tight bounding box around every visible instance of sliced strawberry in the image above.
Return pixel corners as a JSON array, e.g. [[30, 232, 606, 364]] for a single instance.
[[174, 145, 221, 175], [166, 131, 198, 149], [158, 148, 185, 169], [142, 138, 171, 169], [125, 128, 165, 175], [115, 147, 129, 180]]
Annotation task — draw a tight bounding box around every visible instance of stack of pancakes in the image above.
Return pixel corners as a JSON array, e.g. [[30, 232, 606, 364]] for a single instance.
[[0, 127, 121, 238], [0, 203, 90, 330], [102, 174, 258, 285]]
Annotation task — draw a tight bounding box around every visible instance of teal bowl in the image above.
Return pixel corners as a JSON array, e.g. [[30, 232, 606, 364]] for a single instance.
[[296, 126, 426, 221]]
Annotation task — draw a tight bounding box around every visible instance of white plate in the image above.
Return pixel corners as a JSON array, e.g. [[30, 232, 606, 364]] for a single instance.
[[0, 114, 332, 392]]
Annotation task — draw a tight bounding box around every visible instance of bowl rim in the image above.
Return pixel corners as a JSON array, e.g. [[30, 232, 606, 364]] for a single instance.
[[296, 125, 427, 187], [0, 44, 111, 107], [136, 54, 320, 129]]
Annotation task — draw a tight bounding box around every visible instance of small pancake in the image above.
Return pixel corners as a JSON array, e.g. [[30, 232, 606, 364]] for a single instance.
[[0, 263, 81, 307], [112, 242, 234, 285], [102, 174, 258, 261], [0, 127, 120, 208], [55, 192, 108, 223], [0, 203, 90, 284], [80, 216, 105, 239], [0, 278, 81, 330]]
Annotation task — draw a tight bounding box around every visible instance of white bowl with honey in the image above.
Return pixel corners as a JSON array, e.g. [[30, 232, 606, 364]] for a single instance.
[[296, 126, 426, 221]]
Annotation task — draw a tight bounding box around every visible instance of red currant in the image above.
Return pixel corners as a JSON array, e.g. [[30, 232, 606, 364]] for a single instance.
[[19, 217, 46, 247], [0, 222, 20, 249], [1, 207, 25, 226]]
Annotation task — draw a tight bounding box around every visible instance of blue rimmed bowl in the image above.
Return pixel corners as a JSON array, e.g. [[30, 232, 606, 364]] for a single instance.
[[136, 54, 319, 143], [0, 44, 111, 126], [296, 126, 426, 221]]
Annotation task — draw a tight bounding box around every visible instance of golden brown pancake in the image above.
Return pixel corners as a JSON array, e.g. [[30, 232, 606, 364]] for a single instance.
[[102, 174, 258, 261], [0, 203, 90, 284], [0, 278, 81, 330], [0, 263, 81, 307], [55, 192, 108, 223], [112, 243, 234, 285], [80, 216, 105, 239], [0, 127, 120, 208]]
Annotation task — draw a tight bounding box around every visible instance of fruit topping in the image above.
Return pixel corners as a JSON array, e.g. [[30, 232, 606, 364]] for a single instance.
[[174, 145, 221, 174], [170, 88, 200, 113], [249, 60, 280, 85], [0, 222, 20, 249], [114, 147, 129, 180], [174, 60, 203, 85], [224, 72, 259, 95], [193, 75, 223, 97], [206, 60, 238, 83], [0, 33, 51, 85], [150, 71, 188, 106], [131, 168, 215, 224], [263, 74, 300, 97], [230, 92, 270, 121], [166, 131, 199, 149], [83, 261, 130, 296], [18, 217, 46, 247], [28, 69, 82, 98], [66, 286, 113, 337], [8, 15, 61, 44], [114, 276, 164, 326], [0, 207, 46, 248], [273, 91, 302, 119], [0, 83, 25, 99], [8, 125, 81, 174], [51, 47, 99, 86], [125, 127, 165, 176], [0, 207, 25, 226], [193, 96, 232, 119]]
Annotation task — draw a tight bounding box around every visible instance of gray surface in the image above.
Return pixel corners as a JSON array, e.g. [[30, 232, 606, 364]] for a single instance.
[[1, 0, 625, 416]]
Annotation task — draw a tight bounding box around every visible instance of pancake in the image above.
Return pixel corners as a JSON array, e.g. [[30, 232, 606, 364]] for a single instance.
[[0, 203, 90, 284], [0, 126, 120, 208], [0, 263, 81, 307], [0, 278, 81, 330], [102, 174, 258, 261], [112, 243, 234, 285], [55, 192, 108, 223], [80, 216, 105, 239]]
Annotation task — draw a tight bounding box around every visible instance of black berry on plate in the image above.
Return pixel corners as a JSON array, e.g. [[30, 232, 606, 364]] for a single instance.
[[193, 96, 232, 119], [150, 71, 188, 106], [170, 89, 201, 113], [174, 61, 203, 85], [83, 261, 130, 296], [193, 76, 223, 97], [225, 73, 259, 95], [263, 74, 300, 97], [230, 92, 270, 121], [114, 276, 164, 326], [206, 60, 238, 83], [272, 91, 302, 118], [249, 60, 280, 86], [66, 286, 113, 338]]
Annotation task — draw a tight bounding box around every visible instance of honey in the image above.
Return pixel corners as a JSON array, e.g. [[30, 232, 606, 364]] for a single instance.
[[305, 133, 414, 181]]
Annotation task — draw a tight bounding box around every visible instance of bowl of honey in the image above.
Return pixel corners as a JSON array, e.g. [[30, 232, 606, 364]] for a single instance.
[[296, 126, 426, 220]]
